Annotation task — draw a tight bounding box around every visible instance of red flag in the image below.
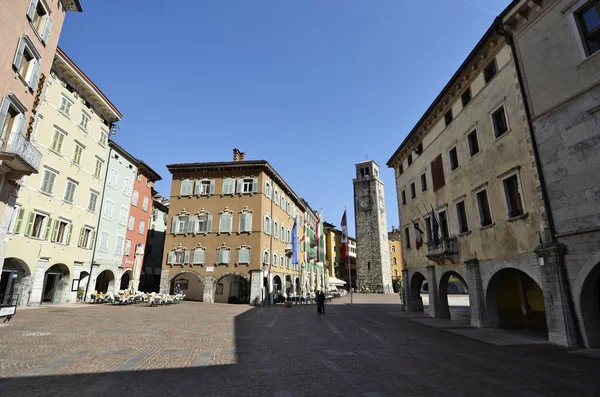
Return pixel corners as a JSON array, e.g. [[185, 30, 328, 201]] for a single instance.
[[341, 210, 348, 261]]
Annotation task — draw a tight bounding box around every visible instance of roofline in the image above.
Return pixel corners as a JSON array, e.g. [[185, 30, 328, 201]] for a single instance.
[[136, 160, 162, 182], [55, 47, 122, 121], [152, 199, 169, 213], [166, 160, 307, 211], [386, 1, 520, 167], [108, 140, 138, 165]]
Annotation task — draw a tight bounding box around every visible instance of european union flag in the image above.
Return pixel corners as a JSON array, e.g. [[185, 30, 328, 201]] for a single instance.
[[291, 216, 298, 264]]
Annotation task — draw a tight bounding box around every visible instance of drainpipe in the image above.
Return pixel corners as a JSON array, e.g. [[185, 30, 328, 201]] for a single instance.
[[494, 18, 582, 346], [83, 144, 113, 301]]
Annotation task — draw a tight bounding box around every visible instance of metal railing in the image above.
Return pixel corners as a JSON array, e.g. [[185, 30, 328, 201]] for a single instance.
[[1, 132, 42, 172], [427, 237, 458, 256]]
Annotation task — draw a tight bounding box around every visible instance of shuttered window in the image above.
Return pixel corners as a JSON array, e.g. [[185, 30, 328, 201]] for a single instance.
[[431, 154, 445, 192], [238, 248, 250, 264]]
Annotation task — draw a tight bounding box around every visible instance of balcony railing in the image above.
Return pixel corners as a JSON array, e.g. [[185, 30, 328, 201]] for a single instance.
[[426, 237, 458, 260], [0, 132, 42, 173]]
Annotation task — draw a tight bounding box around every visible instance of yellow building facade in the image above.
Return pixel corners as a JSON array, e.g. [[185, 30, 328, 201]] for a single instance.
[[388, 227, 402, 286]]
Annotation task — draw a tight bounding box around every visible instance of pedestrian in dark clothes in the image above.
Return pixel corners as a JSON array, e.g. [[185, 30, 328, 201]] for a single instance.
[[317, 291, 326, 315]]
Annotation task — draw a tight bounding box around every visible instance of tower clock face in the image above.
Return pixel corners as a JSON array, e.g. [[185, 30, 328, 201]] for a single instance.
[[358, 196, 372, 210]]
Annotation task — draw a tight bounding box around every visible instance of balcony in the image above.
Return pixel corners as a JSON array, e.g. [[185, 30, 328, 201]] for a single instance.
[[285, 244, 293, 257], [0, 132, 42, 176], [426, 237, 458, 264]]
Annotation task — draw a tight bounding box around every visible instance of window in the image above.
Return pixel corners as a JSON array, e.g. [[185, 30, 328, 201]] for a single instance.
[[115, 236, 124, 254], [238, 247, 251, 264], [476, 189, 493, 227], [128, 215, 135, 231], [398, 164, 404, 175], [577, 1, 600, 56], [172, 250, 185, 265], [264, 215, 271, 234], [280, 194, 285, 208], [63, 180, 76, 203], [107, 168, 118, 189], [238, 178, 256, 194], [219, 212, 233, 233], [484, 60, 497, 83], [401, 190, 406, 206], [431, 154, 446, 192], [264, 180, 272, 198], [503, 174, 525, 218], [444, 109, 453, 127], [79, 112, 90, 130], [180, 179, 193, 196], [467, 130, 480, 157], [410, 182, 416, 200], [51, 220, 71, 245], [8, 204, 23, 234], [461, 87, 472, 107], [72, 143, 83, 165], [99, 231, 109, 251], [103, 199, 114, 220], [79, 227, 94, 249], [421, 173, 427, 192], [193, 248, 205, 265], [272, 253, 278, 266], [139, 220, 146, 235], [263, 251, 270, 264], [280, 225, 285, 242], [131, 190, 139, 206], [456, 200, 469, 234], [273, 221, 279, 239], [392, 257, 397, 265], [13, 36, 41, 89], [492, 105, 509, 138], [404, 227, 410, 248], [94, 158, 103, 178], [439, 210, 449, 238], [239, 211, 252, 233], [88, 191, 98, 212], [125, 239, 132, 256], [425, 217, 432, 242], [123, 178, 133, 197], [196, 180, 212, 195], [40, 169, 57, 194], [196, 214, 211, 233], [142, 196, 149, 211], [99, 130, 108, 146], [136, 172, 142, 182], [50, 129, 65, 153], [27, 0, 52, 42], [0, 95, 26, 138], [58, 96, 73, 116], [222, 178, 235, 194], [407, 154, 413, 166], [119, 207, 128, 225], [449, 147, 459, 171], [217, 248, 230, 265], [26, 212, 48, 239], [391, 245, 396, 253]]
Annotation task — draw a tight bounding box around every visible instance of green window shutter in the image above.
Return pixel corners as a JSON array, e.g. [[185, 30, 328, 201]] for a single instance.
[[90, 231, 95, 250], [50, 219, 59, 242], [44, 217, 53, 240], [66, 224, 73, 245], [14, 208, 25, 234], [77, 227, 84, 247], [24, 212, 34, 236]]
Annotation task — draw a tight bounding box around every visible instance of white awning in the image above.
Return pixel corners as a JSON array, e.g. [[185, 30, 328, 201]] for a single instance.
[[328, 277, 346, 286]]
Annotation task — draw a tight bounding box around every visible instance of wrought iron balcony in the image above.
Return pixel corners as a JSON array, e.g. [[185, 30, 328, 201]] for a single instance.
[[426, 237, 458, 263], [0, 132, 42, 175]]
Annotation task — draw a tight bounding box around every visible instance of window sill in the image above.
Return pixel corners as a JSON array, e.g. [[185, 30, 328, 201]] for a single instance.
[[39, 190, 53, 197], [507, 212, 529, 222], [469, 151, 481, 159], [577, 49, 600, 69], [479, 223, 495, 231], [450, 166, 460, 173], [494, 129, 511, 142], [78, 126, 88, 134], [14, 71, 33, 92], [458, 230, 472, 237], [27, 236, 45, 241], [220, 193, 235, 197], [70, 161, 81, 168], [62, 200, 74, 205], [29, 22, 46, 46], [237, 231, 252, 235], [48, 148, 62, 157], [216, 232, 232, 236], [216, 263, 230, 267], [57, 109, 71, 120], [235, 263, 250, 267]]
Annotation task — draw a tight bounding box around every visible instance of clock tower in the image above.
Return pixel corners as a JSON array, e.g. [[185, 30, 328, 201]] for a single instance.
[[353, 160, 393, 293]]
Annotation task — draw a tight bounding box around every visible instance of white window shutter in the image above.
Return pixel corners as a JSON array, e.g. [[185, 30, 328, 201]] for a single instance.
[[42, 16, 52, 44], [236, 179, 243, 193], [13, 38, 25, 70], [246, 213, 252, 232], [184, 250, 190, 264], [167, 251, 174, 264], [252, 178, 258, 193], [224, 250, 230, 264], [207, 214, 212, 232], [29, 59, 40, 89], [27, 0, 38, 20], [0, 97, 9, 132], [188, 216, 196, 233], [209, 180, 215, 194], [171, 216, 178, 234], [15, 113, 26, 135]]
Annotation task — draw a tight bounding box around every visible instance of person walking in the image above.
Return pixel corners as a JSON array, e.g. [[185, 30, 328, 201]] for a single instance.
[[317, 291, 326, 315], [174, 284, 181, 295]]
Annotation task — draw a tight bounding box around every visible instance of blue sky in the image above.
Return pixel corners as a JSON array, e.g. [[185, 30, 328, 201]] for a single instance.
[[58, 0, 511, 236]]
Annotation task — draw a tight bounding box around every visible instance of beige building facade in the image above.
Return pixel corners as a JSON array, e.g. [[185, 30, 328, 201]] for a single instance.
[[386, 18, 577, 344], [0, 48, 121, 305], [160, 150, 324, 305]]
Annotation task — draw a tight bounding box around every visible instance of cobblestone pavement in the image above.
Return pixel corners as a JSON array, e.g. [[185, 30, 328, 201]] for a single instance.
[[0, 294, 599, 396]]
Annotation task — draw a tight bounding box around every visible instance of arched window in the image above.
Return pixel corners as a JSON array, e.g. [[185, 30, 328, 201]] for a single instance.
[[273, 253, 278, 266], [392, 257, 397, 265], [263, 250, 269, 264], [391, 245, 396, 253]]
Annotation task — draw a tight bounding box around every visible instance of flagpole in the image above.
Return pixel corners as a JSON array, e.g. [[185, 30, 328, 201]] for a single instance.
[[343, 206, 353, 308]]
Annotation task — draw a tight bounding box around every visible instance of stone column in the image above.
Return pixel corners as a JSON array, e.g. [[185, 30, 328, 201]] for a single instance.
[[465, 258, 490, 328], [203, 276, 216, 303], [401, 269, 409, 310], [426, 265, 441, 318], [159, 269, 170, 294], [536, 245, 581, 348], [69, 262, 83, 303], [249, 270, 263, 305], [28, 257, 49, 306]]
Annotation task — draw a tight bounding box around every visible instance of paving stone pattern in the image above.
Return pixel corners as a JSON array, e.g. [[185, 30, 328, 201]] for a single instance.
[[0, 295, 599, 396]]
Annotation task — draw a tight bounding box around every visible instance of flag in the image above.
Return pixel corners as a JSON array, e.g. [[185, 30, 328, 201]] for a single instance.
[[341, 210, 348, 262], [414, 223, 423, 250], [291, 216, 298, 265], [431, 207, 440, 246]]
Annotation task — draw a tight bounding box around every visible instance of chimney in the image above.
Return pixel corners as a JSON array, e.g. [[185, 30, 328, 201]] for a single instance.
[[239, 151, 245, 161], [233, 148, 241, 161]]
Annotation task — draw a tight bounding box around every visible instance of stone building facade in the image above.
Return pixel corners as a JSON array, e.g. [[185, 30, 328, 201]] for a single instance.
[[353, 160, 393, 293], [385, 15, 580, 346], [160, 149, 324, 305], [503, 0, 600, 347]]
